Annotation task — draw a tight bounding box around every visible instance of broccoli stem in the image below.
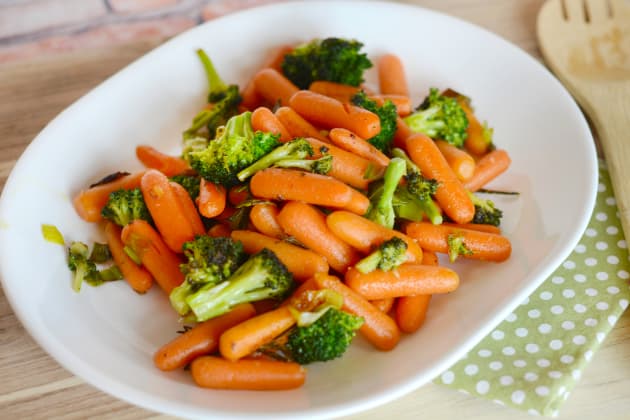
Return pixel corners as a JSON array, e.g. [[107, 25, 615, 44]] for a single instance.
[[355, 251, 384, 274], [273, 154, 333, 175], [368, 157, 406, 229], [391, 147, 420, 173], [196, 49, 228, 100], [236, 139, 312, 181]]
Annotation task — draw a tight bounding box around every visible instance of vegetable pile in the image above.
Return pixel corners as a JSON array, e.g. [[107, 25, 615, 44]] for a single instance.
[[67, 37, 514, 391]]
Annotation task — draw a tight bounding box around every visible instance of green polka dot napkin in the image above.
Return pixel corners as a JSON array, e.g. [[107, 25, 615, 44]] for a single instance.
[[436, 161, 630, 416]]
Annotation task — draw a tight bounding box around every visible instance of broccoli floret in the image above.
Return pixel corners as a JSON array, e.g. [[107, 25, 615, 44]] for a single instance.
[[366, 157, 407, 229], [169, 236, 247, 315], [181, 136, 209, 162], [447, 233, 473, 262], [469, 192, 503, 227], [67, 242, 99, 292], [404, 88, 469, 147], [236, 138, 314, 181], [169, 174, 201, 201], [186, 248, 294, 322], [187, 111, 281, 188], [271, 153, 333, 175], [101, 188, 152, 227], [281, 37, 372, 89], [355, 237, 408, 274], [183, 49, 242, 140], [286, 307, 364, 364], [351, 91, 397, 153]]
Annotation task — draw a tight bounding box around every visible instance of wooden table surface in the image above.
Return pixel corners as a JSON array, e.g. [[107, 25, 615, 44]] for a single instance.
[[1, 0, 629, 418]]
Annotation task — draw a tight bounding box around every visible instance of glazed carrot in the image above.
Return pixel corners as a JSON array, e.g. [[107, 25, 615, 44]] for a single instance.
[[289, 90, 381, 139], [395, 250, 437, 333], [190, 356, 305, 390], [378, 54, 409, 96], [328, 128, 390, 167], [308, 80, 361, 103], [393, 117, 413, 150], [276, 201, 360, 273], [275, 106, 328, 142], [287, 277, 319, 301], [461, 101, 492, 156], [370, 94, 412, 116], [404, 221, 512, 262], [121, 220, 185, 294], [442, 222, 501, 235], [421, 249, 440, 266], [251, 107, 291, 142], [140, 169, 198, 252], [154, 303, 256, 371], [313, 273, 400, 351], [197, 178, 227, 218], [249, 168, 370, 215], [241, 45, 293, 109], [230, 230, 329, 281], [207, 222, 231, 238], [249, 203, 284, 239], [136, 145, 191, 176], [219, 305, 296, 361], [463, 149, 512, 192], [73, 171, 146, 222], [405, 133, 475, 224], [104, 221, 153, 294], [326, 210, 423, 263], [305, 137, 384, 190], [170, 181, 206, 236], [227, 185, 249, 206], [253, 68, 299, 106], [435, 139, 476, 182], [345, 264, 459, 300], [371, 298, 395, 314]]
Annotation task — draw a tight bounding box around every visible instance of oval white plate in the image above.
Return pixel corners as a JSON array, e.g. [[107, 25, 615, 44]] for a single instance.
[[0, 1, 597, 419]]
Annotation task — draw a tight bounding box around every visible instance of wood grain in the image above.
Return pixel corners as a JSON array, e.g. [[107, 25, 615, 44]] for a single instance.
[[1, 1, 629, 419]]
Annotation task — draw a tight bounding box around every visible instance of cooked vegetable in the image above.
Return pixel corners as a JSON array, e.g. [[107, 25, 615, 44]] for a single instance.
[[355, 237, 408, 274], [101, 188, 152, 227], [351, 91, 397, 153], [366, 157, 406, 229]]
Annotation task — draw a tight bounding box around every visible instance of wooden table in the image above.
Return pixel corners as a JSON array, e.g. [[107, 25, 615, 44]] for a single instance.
[[1, 0, 629, 418]]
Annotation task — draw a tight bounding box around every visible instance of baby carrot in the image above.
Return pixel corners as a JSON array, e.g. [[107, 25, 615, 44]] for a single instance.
[[371, 298, 395, 314], [459, 100, 492, 156], [207, 222, 231, 238], [249, 203, 284, 239], [405, 133, 475, 224], [219, 305, 296, 361], [140, 169, 198, 252], [241, 45, 293, 109], [73, 171, 146, 222], [136, 145, 191, 176], [251, 107, 291, 142], [249, 168, 370, 215], [404, 221, 512, 262], [169, 181, 206, 236], [276, 201, 360, 273], [227, 185, 249, 206], [190, 356, 306, 390], [378, 53, 409, 96], [253, 68, 299, 106], [344, 264, 460, 300], [308, 80, 361, 103], [275, 106, 329, 142], [289, 90, 381, 139], [328, 128, 391, 167], [395, 250, 438, 333], [197, 178, 227, 218], [369, 94, 412, 116], [326, 210, 423, 263], [463, 149, 512, 192], [393, 117, 413, 150], [230, 230, 329, 281], [442, 222, 501, 235], [104, 221, 153, 294], [154, 303, 256, 371], [306, 137, 384, 190], [435, 139, 476, 182], [121, 220, 185, 294], [313, 273, 400, 351]]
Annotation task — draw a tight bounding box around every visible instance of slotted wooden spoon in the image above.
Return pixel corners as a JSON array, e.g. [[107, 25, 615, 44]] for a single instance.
[[537, 0, 630, 239]]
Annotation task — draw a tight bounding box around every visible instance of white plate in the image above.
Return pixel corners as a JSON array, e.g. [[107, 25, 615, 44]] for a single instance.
[[0, 1, 597, 419]]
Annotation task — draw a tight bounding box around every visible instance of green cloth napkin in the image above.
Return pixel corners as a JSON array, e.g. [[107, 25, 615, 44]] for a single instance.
[[436, 162, 630, 416]]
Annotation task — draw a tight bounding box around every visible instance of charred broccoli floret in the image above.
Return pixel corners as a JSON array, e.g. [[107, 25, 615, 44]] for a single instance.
[[469, 191, 503, 227]]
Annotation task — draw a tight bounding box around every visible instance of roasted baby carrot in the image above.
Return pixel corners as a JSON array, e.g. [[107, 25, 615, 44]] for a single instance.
[[405, 133, 475, 224], [104, 221, 153, 294], [169, 181, 206, 236], [344, 264, 459, 300], [154, 303, 256, 371], [328, 128, 391, 167], [121, 220, 185, 294], [313, 273, 400, 351], [136, 145, 191, 176], [190, 356, 306, 390], [230, 230, 329, 281], [308, 80, 361, 103], [249, 168, 370, 215], [378, 53, 409, 96], [289, 90, 381, 139], [274, 106, 329, 142], [241, 45, 293, 109], [404, 221, 512, 262], [219, 305, 296, 361], [253, 68, 299, 106], [435, 139, 476, 182], [251, 107, 291, 142], [197, 178, 227, 218], [276, 201, 360, 273], [249, 203, 284, 239], [463, 149, 512, 192]]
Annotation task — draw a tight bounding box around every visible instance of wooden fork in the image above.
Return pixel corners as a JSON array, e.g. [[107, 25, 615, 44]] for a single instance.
[[537, 0, 630, 239]]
